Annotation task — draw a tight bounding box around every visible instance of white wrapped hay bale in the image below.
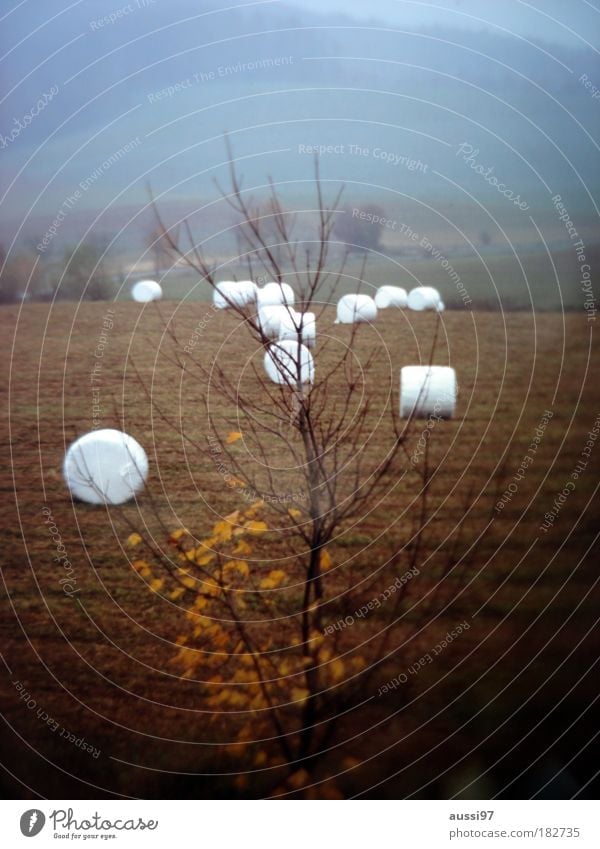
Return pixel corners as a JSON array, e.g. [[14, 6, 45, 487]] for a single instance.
[[132, 280, 162, 302], [436, 300, 445, 312], [278, 311, 316, 348], [264, 340, 314, 386], [335, 294, 377, 324], [63, 429, 149, 504], [213, 279, 257, 309], [237, 279, 258, 302], [407, 286, 441, 311], [375, 286, 408, 309], [258, 305, 293, 339], [256, 281, 295, 308], [400, 366, 457, 419]]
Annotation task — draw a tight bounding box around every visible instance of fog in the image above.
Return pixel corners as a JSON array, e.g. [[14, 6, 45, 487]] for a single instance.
[[1, 0, 598, 307]]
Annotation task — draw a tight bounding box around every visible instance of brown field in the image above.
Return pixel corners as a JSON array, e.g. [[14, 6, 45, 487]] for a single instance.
[[1, 301, 598, 799]]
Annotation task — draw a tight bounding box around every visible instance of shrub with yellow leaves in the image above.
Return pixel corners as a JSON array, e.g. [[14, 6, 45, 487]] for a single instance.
[[125, 500, 367, 798]]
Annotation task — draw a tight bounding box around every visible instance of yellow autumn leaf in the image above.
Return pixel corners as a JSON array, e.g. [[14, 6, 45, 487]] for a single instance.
[[291, 687, 310, 704], [232, 667, 258, 684], [268, 569, 286, 586], [259, 577, 276, 589], [226, 690, 248, 708], [126, 532, 142, 548], [244, 520, 268, 535], [320, 549, 332, 571], [330, 658, 345, 682], [226, 431, 243, 444], [202, 578, 221, 596], [224, 560, 250, 579], [174, 646, 200, 670], [309, 629, 324, 648], [287, 507, 302, 519], [180, 575, 196, 590], [212, 520, 234, 542], [149, 578, 164, 593], [169, 587, 186, 601], [243, 499, 264, 518], [233, 539, 252, 557], [196, 550, 217, 566], [192, 596, 209, 611], [277, 659, 294, 676], [229, 476, 247, 488], [287, 769, 310, 789], [259, 569, 285, 589], [169, 528, 189, 541]]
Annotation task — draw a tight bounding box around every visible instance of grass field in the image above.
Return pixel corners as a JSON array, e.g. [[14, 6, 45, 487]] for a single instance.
[[128, 247, 597, 313], [1, 301, 598, 799]]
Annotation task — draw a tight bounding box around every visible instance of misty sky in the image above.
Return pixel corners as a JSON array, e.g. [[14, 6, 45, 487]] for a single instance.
[[2, 0, 599, 259], [291, 0, 600, 47]]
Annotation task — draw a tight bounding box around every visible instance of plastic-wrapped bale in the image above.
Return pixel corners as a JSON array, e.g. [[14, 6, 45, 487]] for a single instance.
[[213, 279, 257, 309], [63, 429, 149, 504], [237, 280, 258, 302], [407, 286, 441, 311], [132, 280, 162, 302], [264, 340, 314, 386], [278, 311, 316, 348], [256, 281, 295, 308], [335, 294, 377, 324], [375, 286, 408, 309], [258, 304, 294, 339], [400, 366, 457, 419], [436, 300, 446, 312]]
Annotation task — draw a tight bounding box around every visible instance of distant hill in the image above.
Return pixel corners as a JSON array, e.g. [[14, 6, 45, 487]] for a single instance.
[[2, 1, 598, 261]]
